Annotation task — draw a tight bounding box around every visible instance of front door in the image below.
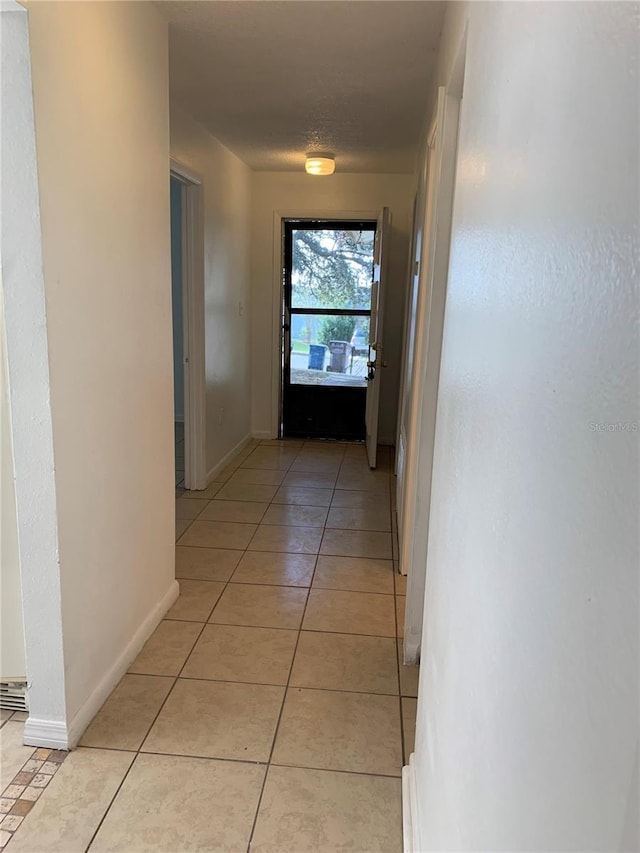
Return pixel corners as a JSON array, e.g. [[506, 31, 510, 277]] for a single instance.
[[282, 220, 376, 440]]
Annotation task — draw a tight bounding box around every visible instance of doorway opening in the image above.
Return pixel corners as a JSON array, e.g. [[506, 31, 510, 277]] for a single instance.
[[170, 174, 186, 488], [169, 162, 206, 492], [281, 220, 376, 441]]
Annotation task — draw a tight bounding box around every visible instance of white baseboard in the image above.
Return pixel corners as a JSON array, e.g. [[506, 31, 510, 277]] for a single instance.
[[251, 430, 273, 440], [403, 638, 421, 665], [402, 754, 421, 853], [205, 433, 254, 485], [378, 435, 396, 447], [23, 718, 69, 750], [25, 580, 179, 749]]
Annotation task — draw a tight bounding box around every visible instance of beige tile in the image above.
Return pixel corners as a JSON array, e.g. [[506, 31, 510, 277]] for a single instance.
[[273, 688, 402, 776], [248, 524, 323, 554], [198, 499, 268, 524], [211, 462, 239, 482], [240, 448, 297, 470], [397, 642, 420, 697], [90, 753, 265, 853], [175, 518, 191, 541], [227, 468, 285, 486], [183, 624, 297, 685], [335, 471, 389, 493], [331, 489, 382, 510], [175, 546, 241, 582], [303, 589, 395, 637], [178, 519, 257, 549], [175, 497, 208, 520], [210, 584, 307, 629], [10, 713, 28, 723], [261, 504, 328, 528], [402, 697, 417, 761], [396, 596, 406, 638], [231, 551, 316, 587], [272, 485, 334, 507], [165, 580, 225, 622], [291, 632, 398, 694], [394, 569, 407, 595], [320, 529, 392, 559], [283, 471, 337, 489], [0, 723, 33, 792], [180, 482, 224, 500], [142, 679, 283, 762], [128, 620, 201, 676], [313, 555, 394, 594], [251, 765, 402, 853], [342, 445, 368, 459], [80, 675, 173, 750], [214, 482, 279, 503], [326, 505, 391, 531], [7, 748, 133, 853], [260, 439, 304, 449], [20, 787, 42, 803], [290, 457, 341, 474]]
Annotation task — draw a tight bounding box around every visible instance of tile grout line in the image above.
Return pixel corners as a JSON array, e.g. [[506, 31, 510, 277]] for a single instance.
[[0, 745, 69, 847], [244, 441, 326, 852], [22, 439, 402, 852], [82, 539, 237, 853]]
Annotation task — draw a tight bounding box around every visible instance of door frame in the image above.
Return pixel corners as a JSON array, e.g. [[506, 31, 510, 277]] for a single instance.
[[270, 209, 380, 439], [170, 159, 206, 490], [399, 79, 464, 663]]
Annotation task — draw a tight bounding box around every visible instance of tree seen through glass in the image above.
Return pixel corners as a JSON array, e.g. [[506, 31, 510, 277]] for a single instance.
[[291, 228, 375, 310]]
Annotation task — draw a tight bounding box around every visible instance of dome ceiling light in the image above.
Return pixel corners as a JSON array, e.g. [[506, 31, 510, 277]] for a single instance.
[[305, 155, 335, 176]]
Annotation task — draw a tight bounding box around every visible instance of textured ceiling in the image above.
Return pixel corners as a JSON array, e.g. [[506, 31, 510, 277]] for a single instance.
[[160, 1, 446, 173]]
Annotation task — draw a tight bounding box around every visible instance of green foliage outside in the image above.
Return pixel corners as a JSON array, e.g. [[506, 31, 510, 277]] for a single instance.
[[291, 228, 374, 310], [318, 315, 356, 346]]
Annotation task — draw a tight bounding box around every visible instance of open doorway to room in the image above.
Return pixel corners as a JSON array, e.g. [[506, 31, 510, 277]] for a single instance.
[[169, 163, 206, 492], [170, 174, 186, 487], [281, 220, 376, 440]]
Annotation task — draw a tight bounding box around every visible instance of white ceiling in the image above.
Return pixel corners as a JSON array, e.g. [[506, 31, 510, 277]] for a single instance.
[[160, 1, 446, 173]]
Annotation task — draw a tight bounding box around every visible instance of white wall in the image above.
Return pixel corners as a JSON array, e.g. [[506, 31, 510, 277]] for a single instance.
[[409, 2, 639, 850], [250, 172, 413, 441], [1, 3, 67, 734], [170, 105, 253, 477], [22, 0, 176, 743]]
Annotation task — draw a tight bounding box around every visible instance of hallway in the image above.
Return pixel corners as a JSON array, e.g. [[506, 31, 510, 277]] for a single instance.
[[2, 439, 419, 852]]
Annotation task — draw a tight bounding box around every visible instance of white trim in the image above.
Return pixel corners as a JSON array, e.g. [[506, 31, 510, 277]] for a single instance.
[[270, 208, 381, 439], [2, 5, 68, 732], [206, 433, 253, 485], [402, 754, 422, 853], [170, 159, 206, 490], [251, 430, 273, 440], [24, 580, 179, 749], [401, 85, 462, 658], [23, 719, 69, 750]]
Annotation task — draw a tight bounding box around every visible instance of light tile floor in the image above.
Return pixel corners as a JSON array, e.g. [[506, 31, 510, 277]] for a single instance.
[[4, 439, 420, 852]]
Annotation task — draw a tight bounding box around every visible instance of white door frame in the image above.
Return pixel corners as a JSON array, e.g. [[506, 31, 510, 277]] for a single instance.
[[170, 159, 206, 490], [399, 83, 463, 663], [270, 209, 380, 439]]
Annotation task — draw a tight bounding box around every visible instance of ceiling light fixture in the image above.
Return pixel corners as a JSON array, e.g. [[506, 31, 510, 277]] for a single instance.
[[305, 155, 335, 176]]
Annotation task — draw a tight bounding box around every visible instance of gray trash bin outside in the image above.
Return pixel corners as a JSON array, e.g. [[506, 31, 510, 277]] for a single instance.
[[308, 344, 327, 370], [328, 341, 351, 373]]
